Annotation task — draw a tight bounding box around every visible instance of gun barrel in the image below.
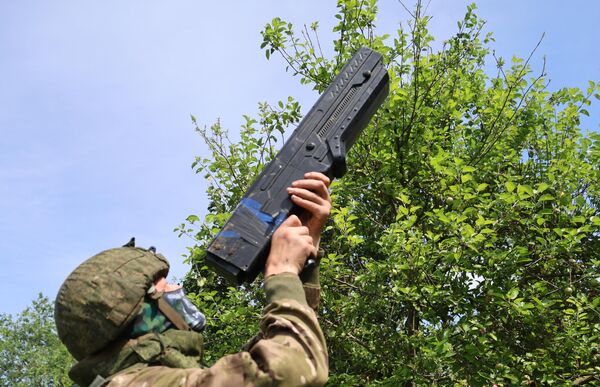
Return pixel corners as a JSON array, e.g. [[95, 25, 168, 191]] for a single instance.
[[206, 47, 389, 283]]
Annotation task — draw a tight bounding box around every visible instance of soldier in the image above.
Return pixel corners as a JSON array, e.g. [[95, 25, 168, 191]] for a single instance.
[[54, 172, 331, 386]]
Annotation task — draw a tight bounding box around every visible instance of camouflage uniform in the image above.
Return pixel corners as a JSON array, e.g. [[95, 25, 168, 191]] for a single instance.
[[55, 247, 327, 387]]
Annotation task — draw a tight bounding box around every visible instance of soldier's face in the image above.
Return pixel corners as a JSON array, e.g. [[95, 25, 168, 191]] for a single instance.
[[153, 277, 207, 332], [154, 277, 181, 292]]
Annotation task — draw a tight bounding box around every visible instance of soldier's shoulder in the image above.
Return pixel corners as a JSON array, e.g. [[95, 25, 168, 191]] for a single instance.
[[108, 365, 201, 387], [107, 352, 272, 387]]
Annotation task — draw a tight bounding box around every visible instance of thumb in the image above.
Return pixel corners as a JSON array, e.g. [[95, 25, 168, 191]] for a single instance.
[[282, 214, 302, 227]]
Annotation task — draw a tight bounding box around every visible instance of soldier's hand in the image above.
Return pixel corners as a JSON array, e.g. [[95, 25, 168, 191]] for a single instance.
[[287, 172, 332, 250], [265, 215, 316, 277]]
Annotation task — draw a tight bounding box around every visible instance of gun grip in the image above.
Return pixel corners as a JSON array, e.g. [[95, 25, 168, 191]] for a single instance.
[[304, 258, 317, 270], [328, 137, 347, 178]]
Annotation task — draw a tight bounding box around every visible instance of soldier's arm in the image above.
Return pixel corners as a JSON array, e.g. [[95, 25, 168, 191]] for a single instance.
[[247, 272, 328, 385], [108, 272, 328, 387], [108, 174, 330, 386]]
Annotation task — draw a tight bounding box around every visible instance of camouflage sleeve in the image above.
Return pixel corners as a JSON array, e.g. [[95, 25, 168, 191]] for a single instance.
[[107, 273, 328, 387], [249, 273, 328, 385], [299, 249, 324, 311]]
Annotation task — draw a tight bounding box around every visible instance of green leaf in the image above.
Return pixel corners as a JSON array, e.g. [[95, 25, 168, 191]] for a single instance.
[[505, 181, 516, 192], [536, 182, 549, 193], [538, 194, 554, 202], [435, 210, 451, 223], [506, 288, 519, 300], [517, 184, 534, 199], [398, 205, 410, 216], [186, 214, 200, 223], [461, 224, 475, 238]]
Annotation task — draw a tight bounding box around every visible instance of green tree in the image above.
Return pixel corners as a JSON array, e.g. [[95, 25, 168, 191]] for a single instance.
[[179, 1, 600, 384], [0, 294, 73, 386]]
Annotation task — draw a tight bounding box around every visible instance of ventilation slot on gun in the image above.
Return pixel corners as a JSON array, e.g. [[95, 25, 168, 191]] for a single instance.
[[317, 87, 358, 138]]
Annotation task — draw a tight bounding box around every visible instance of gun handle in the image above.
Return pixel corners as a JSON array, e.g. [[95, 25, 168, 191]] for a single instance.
[[304, 258, 317, 270]]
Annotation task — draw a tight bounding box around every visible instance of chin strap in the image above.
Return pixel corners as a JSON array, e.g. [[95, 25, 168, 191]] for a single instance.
[[156, 297, 192, 332], [146, 284, 192, 332]]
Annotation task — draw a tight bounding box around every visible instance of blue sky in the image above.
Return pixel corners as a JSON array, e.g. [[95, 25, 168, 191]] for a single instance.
[[1, 1, 598, 315]]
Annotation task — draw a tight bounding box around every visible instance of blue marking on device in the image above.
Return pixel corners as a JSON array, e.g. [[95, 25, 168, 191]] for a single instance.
[[219, 230, 240, 238], [241, 198, 274, 223], [217, 198, 287, 239]]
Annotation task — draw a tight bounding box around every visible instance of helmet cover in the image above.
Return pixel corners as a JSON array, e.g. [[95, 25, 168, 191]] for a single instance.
[[54, 247, 169, 360]]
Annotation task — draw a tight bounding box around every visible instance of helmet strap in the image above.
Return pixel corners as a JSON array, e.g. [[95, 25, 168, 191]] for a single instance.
[[156, 297, 192, 332]]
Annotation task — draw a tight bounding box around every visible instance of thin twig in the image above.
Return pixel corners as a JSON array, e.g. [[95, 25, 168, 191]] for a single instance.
[[471, 33, 546, 165], [397, 0, 416, 18]]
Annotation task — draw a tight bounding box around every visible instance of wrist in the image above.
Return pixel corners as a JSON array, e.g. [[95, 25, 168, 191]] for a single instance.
[[264, 262, 300, 278]]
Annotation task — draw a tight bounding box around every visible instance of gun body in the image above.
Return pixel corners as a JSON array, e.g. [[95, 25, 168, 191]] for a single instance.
[[206, 47, 389, 283]]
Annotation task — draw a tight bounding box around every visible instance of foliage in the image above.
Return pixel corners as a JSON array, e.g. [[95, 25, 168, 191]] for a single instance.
[[180, 1, 600, 384], [0, 294, 73, 386]]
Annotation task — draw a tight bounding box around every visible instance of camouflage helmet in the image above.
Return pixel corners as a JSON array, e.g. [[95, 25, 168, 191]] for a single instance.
[[54, 244, 169, 360]]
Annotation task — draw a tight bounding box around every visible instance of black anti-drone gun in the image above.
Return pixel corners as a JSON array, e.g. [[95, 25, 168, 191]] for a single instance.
[[205, 47, 389, 283]]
